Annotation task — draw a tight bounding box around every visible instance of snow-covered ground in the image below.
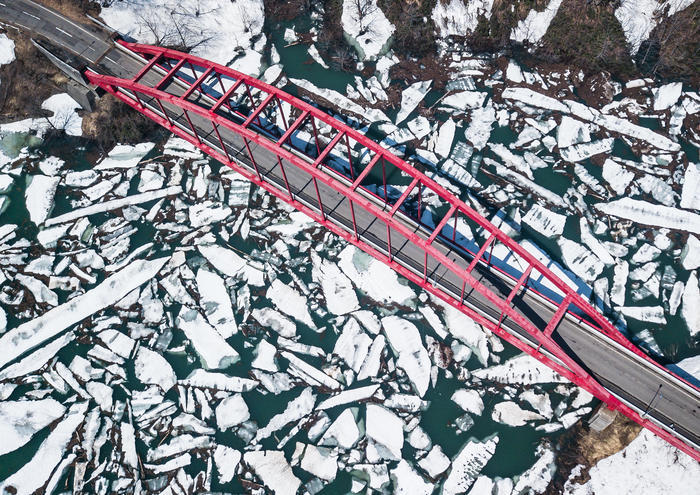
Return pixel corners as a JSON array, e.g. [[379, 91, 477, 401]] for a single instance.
[[100, 0, 266, 74], [0, 33, 16, 66], [564, 429, 700, 494], [341, 0, 394, 60]]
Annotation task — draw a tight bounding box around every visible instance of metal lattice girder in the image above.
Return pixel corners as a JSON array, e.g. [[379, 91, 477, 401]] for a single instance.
[[85, 41, 700, 460]]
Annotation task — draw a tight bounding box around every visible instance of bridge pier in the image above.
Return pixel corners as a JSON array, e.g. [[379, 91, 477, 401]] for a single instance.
[[588, 404, 618, 432]]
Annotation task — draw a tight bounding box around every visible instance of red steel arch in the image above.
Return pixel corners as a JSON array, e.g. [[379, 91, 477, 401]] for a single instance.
[[86, 41, 699, 460]]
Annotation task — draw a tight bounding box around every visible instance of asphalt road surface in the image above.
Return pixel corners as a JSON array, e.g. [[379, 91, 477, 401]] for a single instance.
[[1, 0, 698, 454]]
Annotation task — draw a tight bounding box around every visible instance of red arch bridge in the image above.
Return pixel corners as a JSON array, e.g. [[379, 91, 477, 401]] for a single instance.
[[82, 42, 699, 460]]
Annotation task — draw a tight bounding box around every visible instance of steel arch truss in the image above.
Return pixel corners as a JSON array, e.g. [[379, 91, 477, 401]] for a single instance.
[[86, 41, 698, 460]]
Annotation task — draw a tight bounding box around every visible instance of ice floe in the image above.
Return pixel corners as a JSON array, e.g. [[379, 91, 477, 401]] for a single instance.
[[443, 436, 498, 495], [382, 316, 431, 397]]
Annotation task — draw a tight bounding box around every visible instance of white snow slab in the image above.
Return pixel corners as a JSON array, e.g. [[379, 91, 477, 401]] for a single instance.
[[295, 443, 338, 481], [465, 104, 496, 150], [443, 436, 499, 495], [418, 445, 451, 478], [473, 354, 567, 385], [492, 401, 544, 426], [560, 138, 614, 163], [564, 429, 700, 495], [514, 447, 555, 493], [282, 351, 342, 390], [523, 204, 566, 238], [196, 268, 237, 338], [342, 0, 394, 60], [311, 252, 359, 315], [0, 33, 15, 65], [26, 175, 60, 225], [134, 347, 176, 391], [267, 278, 314, 327], [0, 402, 88, 495], [442, 90, 487, 111], [668, 355, 700, 383], [433, 118, 456, 158], [452, 389, 484, 416], [682, 271, 700, 337], [179, 369, 258, 392], [319, 408, 361, 449], [216, 394, 250, 430], [617, 305, 666, 325], [595, 198, 700, 234], [290, 78, 389, 123], [653, 82, 683, 111], [557, 116, 591, 149], [0, 399, 66, 456], [511, 0, 563, 44], [333, 317, 372, 373], [558, 238, 604, 283], [243, 450, 301, 495], [396, 80, 432, 124], [391, 459, 434, 495], [41, 94, 82, 136], [366, 403, 404, 461], [214, 445, 241, 484], [614, 0, 657, 54], [317, 384, 380, 410], [680, 235, 700, 270], [95, 143, 155, 169], [681, 162, 700, 210], [251, 307, 297, 338], [255, 387, 315, 442], [431, 0, 494, 37], [0, 258, 168, 370], [45, 186, 182, 226], [189, 200, 232, 227], [382, 316, 431, 397], [434, 298, 490, 365], [198, 244, 247, 277], [338, 245, 415, 306], [177, 308, 240, 369]]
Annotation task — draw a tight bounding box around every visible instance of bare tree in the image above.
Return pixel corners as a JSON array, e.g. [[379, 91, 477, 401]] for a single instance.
[[352, 0, 378, 36]]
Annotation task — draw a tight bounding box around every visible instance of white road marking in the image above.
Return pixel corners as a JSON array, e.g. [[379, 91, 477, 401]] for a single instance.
[[22, 11, 41, 21], [105, 56, 118, 65], [27, 0, 103, 42], [0, 3, 7, 7], [55, 27, 73, 37]]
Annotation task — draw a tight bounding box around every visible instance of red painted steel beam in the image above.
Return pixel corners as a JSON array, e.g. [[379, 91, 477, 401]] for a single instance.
[[155, 58, 186, 90], [277, 109, 310, 145], [181, 67, 214, 100], [243, 93, 274, 128], [132, 53, 161, 83], [427, 204, 458, 245], [88, 45, 700, 460], [389, 176, 420, 216], [351, 154, 381, 190], [507, 265, 533, 304], [312, 131, 345, 168], [212, 79, 244, 113]]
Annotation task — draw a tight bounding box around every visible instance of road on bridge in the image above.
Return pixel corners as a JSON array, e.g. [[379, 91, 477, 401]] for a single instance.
[[1, 0, 698, 459]]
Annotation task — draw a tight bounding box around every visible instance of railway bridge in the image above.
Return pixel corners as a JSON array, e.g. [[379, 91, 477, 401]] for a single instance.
[[2, 0, 699, 462]]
